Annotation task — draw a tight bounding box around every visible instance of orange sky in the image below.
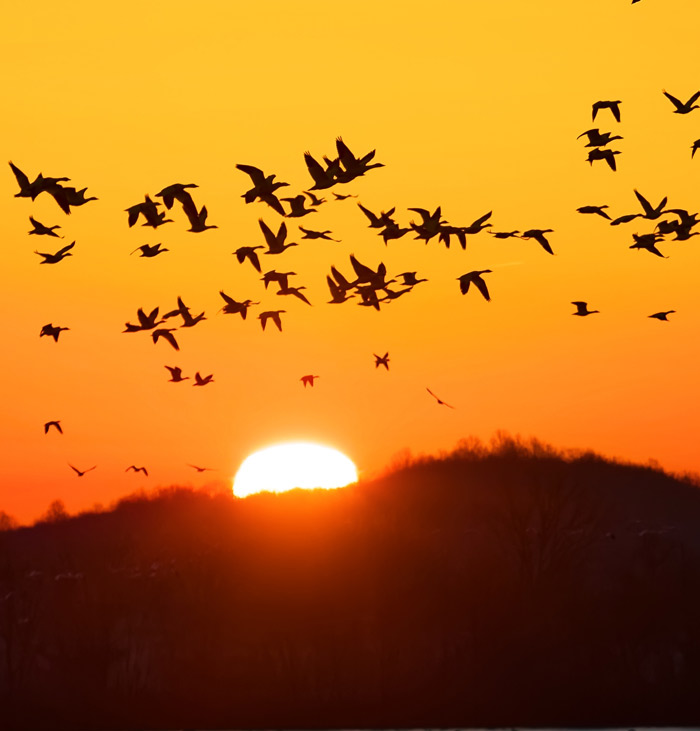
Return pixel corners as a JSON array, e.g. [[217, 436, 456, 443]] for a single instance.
[[3, 0, 700, 523]]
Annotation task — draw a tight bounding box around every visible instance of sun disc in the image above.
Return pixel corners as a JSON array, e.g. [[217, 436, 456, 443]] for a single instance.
[[232, 442, 358, 498]]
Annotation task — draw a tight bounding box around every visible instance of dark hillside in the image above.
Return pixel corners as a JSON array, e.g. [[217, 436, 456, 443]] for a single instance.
[[2, 435, 700, 729]]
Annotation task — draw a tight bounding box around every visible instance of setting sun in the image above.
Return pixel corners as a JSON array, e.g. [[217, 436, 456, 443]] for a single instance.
[[232, 442, 358, 498]]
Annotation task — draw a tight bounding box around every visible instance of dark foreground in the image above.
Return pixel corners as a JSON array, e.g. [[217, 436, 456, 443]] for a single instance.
[[2, 435, 700, 730]]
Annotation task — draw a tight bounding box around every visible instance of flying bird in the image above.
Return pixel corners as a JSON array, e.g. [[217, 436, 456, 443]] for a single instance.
[[188, 464, 215, 472], [182, 201, 217, 232], [236, 163, 288, 215], [692, 140, 700, 159], [131, 243, 169, 258], [577, 205, 611, 220], [458, 270, 492, 300], [259, 219, 298, 254], [572, 301, 599, 316], [521, 229, 555, 254], [332, 192, 357, 201], [577, 129, 623, 147], [152, 328, 180, 350], [592, 100, 622, 123], [193, 372, 214, 386], [258, 310, 285, 332], [40, 324, 69, 342], [304, 191, 326, 207], [374, 352, 390, 370], [29, 217, 61, 237], [282, 194, 317, 218], [662, 89, 700, 114], [649, 310, 675, 321], [123, 307, 163, 332], [277, 285, 312, 305], [334, 137, 384, 182], [163, 297, 206, 328], [630, 232, 667, 258], [298, 226, 340, 241], [155, 183, 198, 209], [69, 464, 96, 477], [218, 291, 259, 318], [34, 241, 75, 264], [397, 271, 428, 287], [587, 148, 620, 171], [300, 375, 319, 387], [44, 420, 62, 434], [165, 366, 189, 382], [126, 196, 169, 228], [357, 203, 396, 228], [489, 230, 521, 239], [233, 245, 264, 272], [633, 189, 667, 220], [426, 387, 455, 409], [126, 465, 149, 476], [326, 275, 355, 304], [303, 152, 338, 190]]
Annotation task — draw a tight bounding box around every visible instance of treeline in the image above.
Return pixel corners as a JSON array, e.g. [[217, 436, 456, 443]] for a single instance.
[[2, 434, 700, 729]]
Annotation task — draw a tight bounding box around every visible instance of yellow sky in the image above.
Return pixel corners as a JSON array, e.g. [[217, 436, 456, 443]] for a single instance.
[[2, 0, 700, 523]]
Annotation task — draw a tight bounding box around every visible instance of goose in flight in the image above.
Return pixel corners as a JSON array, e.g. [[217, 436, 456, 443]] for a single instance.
[[188, 464, 215, 472], [126, 196, 169, 228], [34, 241, 75, 264], [374, 352, 390, 370], [298, 226, 339, 241], [358, 286, 382, 310], [592, 100, 622, 123], [572, 301, 599, 316], [633, 189, 667, 219], [397, 271, 427, 287], [357, 203, 396, 228], [152, 328, 180, 350], [458, 270, 492, 300], [587, 148, 620, 171], [332, 192, 357, 201], [521, 229, 555, 254], [409, 206, 443, 242], [304, 191, 326, 207], [131, 243, 168, 258], [334, 137, 384, 182], [8, 162, 70, 200], [40, 324, 69, 341], [193, 372, 214, 386], [218, 291, 259, 318], [460, 211, 493, 235], [277, 285, 312, 305], [577, 129, 623, 147], [692, 140, 700, 159], [662, 89, 700, 114], [165, 365, 189, 382], [236, 163, 288, 215], [164, 297, 206, 328], [233, 245, 264, 272], [379, 221, 411, 245], [350, 254, 393, 289], [330, 265, 357, 293], [155, 183, 198, 209], [123, 307, 163, 332], [489, 230, 521, 239], [630, 233, 667, 258], [261, 270, 296, 290], [282, 194, 317, 218], [426, 387, 454, 409], [259, 219, 298, 254], [44, 420, 62, 434], [577, 205, 611, 220], [126, 465, 149, 476], [182, 201, 217, 232], [258, 310, 285, 331], [29, 217, 62, 237], [69, 464, 96, 477], [300, 375, 319, 387], [304, 152, 338, 190], [649, 310, 675, 321], [326, 275, 355, 304]]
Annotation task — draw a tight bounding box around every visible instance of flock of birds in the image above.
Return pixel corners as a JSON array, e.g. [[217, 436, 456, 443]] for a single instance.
[[11, 55, 700, 482]]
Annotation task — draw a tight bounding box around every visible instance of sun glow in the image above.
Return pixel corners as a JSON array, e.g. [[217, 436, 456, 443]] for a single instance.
[[232, 442, 358, 498]]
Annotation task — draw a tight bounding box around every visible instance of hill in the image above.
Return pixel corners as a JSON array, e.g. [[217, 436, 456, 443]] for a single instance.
[[2, 434, 700, 729]]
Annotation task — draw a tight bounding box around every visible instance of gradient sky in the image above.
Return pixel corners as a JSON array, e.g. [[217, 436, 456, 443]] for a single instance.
[[3, 0, 700, 523]]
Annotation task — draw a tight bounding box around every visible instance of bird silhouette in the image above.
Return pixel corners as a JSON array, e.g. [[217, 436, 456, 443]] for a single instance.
[[303, 152, 339, 190], [277, 285, 312, 305], [303, 191, 326, 207], [233, 246, 264, 272], [489, 230, 521, 239], [155, 183, 198, 209], [379, 221, 411, 245], [34, 241, 75, 264], [409, 207, 443, 242], [126, 196, 169, 228], [662, 89, 700, 114], [426, 387, 455, 408], [126, 465, 149, 476], [258, 310, 285, 331], [188, 464, 215, 472], [29, 217, 62, 237], [587, 148, 620, 171], [374, 352, 390, 370], [281, 194, 317, 218], [163, 297, 206, 328], [236, 163, 288, 215], [577, 129, 623, 147], [193, 372, 214, 386], [259, 219, 298, 254], [300, 375, 319, 387], [326, 275, 355, 304], [521, 229, 555, 254], [334, 137, 384, 182], [397, 271, 428, 287], [9, 162, 70, 200], [458, 270, 492, 300], [261, 270, 296, 290], [40, 324, 69, 342], [572, 301, 599, 316], [633, 189, 667, 220], [218, 291, 259, 318], [182, 201, 217, 232], [357, 203, 396, 228], [350, 255, 392, 289], [131, 243, 169, 258], [592, 100, 622, 123], [577, 205, 611, 220], [152, 328, 180, 350], [692, 140, 700, 159], [298, 226, 339, 241], [649, 310, 675, 321], [332, 192, 357, 201], [165, 365, 189, 382], [69, 464, 96, 477], [630, 233, 667, 258], [44, 420, 62, 434], [123, 307, 164, 332]]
